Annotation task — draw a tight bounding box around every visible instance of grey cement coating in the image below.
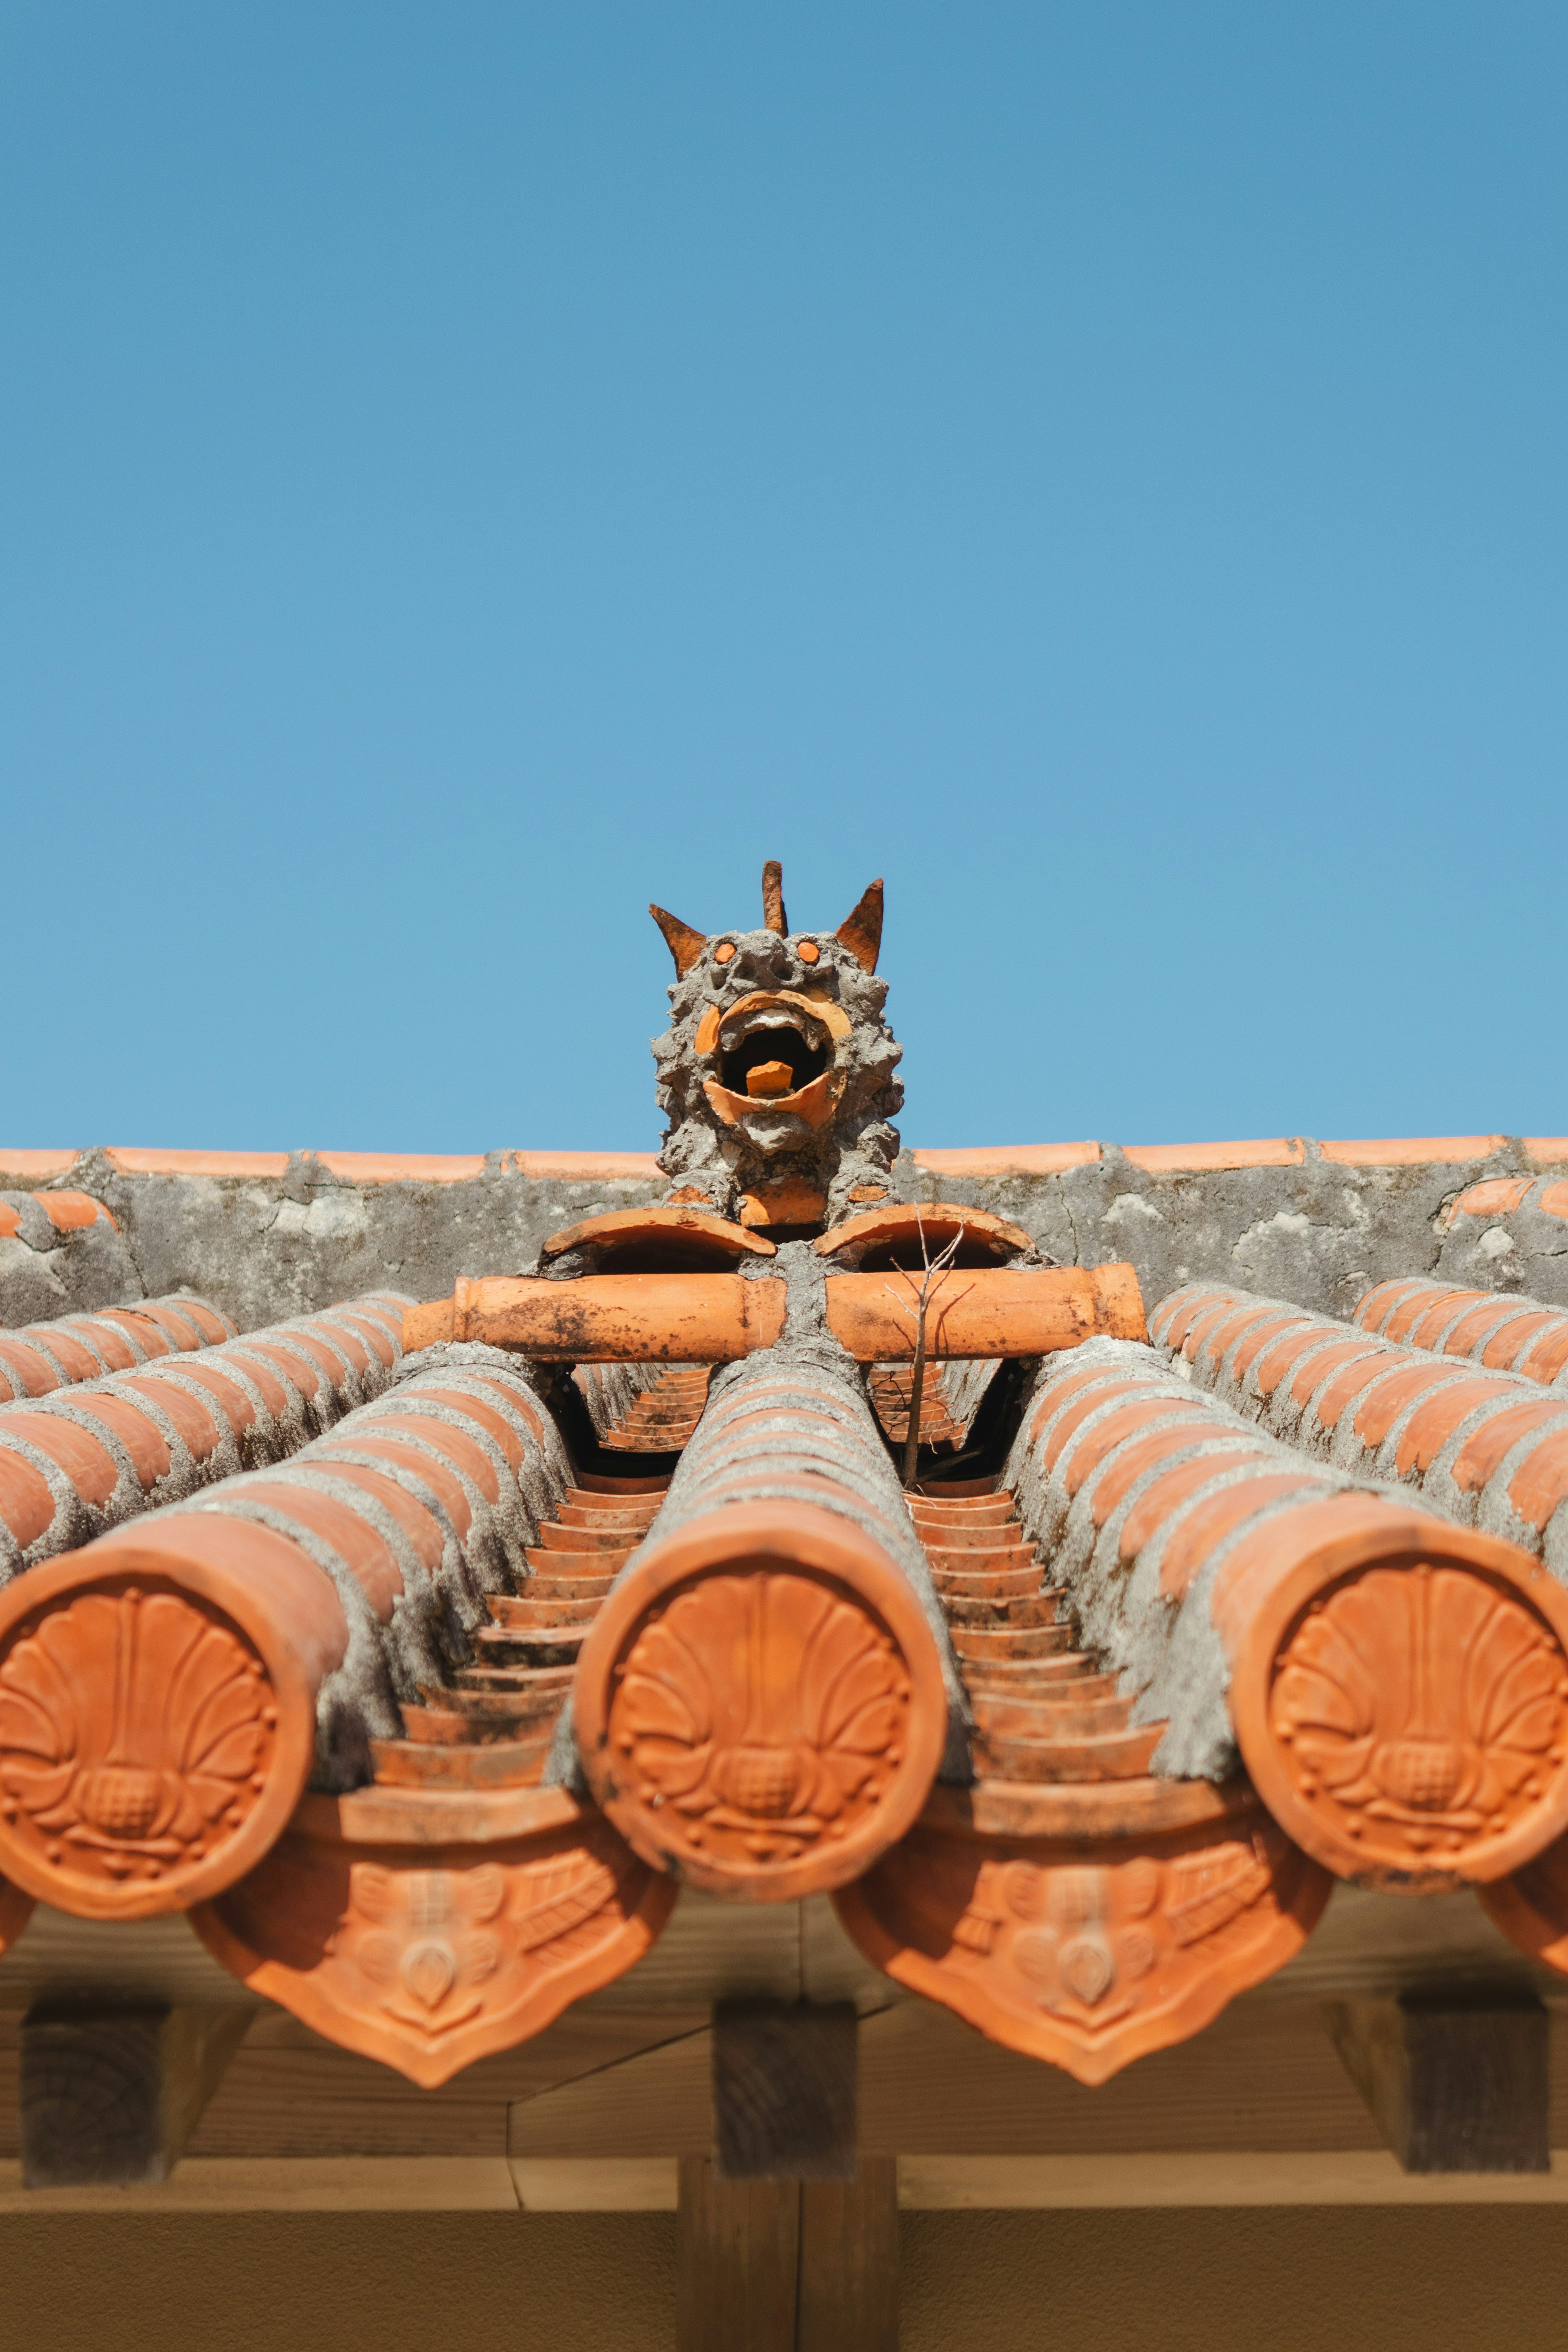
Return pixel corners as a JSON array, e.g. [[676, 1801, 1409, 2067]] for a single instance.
[[1003, 1337, 1446, 1784], [7, 1139, 1566, 1339]]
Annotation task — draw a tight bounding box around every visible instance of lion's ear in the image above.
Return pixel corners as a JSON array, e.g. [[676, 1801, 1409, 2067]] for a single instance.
[[761, 859, 788, 935], [834, 878, 884, 973], [650, 903, 708, 978]]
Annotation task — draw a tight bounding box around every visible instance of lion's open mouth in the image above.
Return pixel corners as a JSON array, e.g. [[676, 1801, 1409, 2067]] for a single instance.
[[717, 1002, 832, 1099]]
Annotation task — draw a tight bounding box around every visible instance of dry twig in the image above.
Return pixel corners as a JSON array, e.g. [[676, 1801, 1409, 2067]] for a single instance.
[[882, 1209, 967, 1488]]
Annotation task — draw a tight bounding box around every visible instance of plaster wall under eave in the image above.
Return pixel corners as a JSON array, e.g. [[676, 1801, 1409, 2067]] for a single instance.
[[2, 1138, 1566, 1334], [0, 2206, 1567, 2352]]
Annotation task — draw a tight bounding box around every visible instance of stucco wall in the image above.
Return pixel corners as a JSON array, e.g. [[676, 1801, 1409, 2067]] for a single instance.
[[2, 2205, 1566, 2352], [4, 1135, 1567, 1333]]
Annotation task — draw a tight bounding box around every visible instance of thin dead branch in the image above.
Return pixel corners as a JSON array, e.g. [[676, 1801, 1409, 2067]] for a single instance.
[[882, 1208, 967, 1488]]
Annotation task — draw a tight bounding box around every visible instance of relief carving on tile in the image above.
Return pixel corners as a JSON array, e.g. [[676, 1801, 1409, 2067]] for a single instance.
[[1265, 1564, 1568, 1882], [190, 1794, 676, 2085], [0, 1578, 285, 1917], [576, 1561, 947, 1901], [833, 1790, 1331, 2082]]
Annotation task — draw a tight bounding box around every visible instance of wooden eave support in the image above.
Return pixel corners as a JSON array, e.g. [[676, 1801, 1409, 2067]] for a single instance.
[[1325, 1992, 1549, 2173], [20, 1999, 251, 2186], [403, 1260, 1147, 1362]]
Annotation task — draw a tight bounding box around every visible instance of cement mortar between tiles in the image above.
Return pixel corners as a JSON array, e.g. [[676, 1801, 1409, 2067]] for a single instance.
[[7, 1140, 1563, 1337]]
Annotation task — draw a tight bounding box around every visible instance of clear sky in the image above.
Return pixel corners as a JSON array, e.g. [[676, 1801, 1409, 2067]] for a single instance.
[[4, 4, 1564, 1156]]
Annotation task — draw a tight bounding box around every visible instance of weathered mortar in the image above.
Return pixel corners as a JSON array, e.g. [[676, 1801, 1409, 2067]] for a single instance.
[[5, 1138, 1566, 1333]]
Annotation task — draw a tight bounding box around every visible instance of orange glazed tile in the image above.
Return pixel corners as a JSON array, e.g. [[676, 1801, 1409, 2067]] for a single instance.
[[1123, 1139, 1306, 1172], [1062, 1401, 1217, 1502], [192, 1790, 675, 2087], [314, 1152, 488, 1184], [0, 1152, 78, 1177], [572, 1499, 948, 1904], [508, 1150, 662, 1178], [1350, 1359, 1479, 1452], [1506, 1435, 1568, 1534], [1, 1411, 122, 1508], [1452, 1177, 1533, 1219], [1190, 1304, 1290, 1371], [1033, 1375, 1151, 1469], [1155, 1472, 1323, 1599], [119, 1374, 225, 1462], [909, 1143, 1102, 1174], [65, 1394, 172, 1488], [1521, 1327, 1568, 1384], [1281, 1337, 1384, 1410], [1524, 1139, 1568, 1164], [1086, 1425, 1262, 1533], [1409, 1294, 1503, 1353], [0, 1204, 18, 1239], [1539, 1183, 1568, 1222], [36, 1192, 114, 1233], [104, 1148, 291, 1177], [0, 1452, 56, 1551], [1393, 1378, 1512, 1476], [1319, 1136, 1508, 1165], [1310, 1350, 1420, 1433], [833, 1786, 1330, 2085], [0, 1518, 333, 1920], [1450, 1398, 1568, 1494], [1480, 1312, 1559, 1370], [1117, 1449, 1282, 1561]]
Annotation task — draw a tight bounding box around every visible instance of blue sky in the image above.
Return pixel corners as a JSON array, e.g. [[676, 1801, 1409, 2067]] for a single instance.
[[4, 4, 1564, 1154]]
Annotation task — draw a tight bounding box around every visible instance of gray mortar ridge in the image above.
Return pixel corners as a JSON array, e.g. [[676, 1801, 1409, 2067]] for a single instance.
[[10, 1138, 1568, 1335], [1003, 1336, 1451, 1783]]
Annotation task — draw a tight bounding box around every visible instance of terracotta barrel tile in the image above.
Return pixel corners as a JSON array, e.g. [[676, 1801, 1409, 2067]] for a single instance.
[[1393, 1377, 1512, 1477], [1450, 1398, 1568, 1494], [1451, 1177, 1534, 1219], [1154, 1472, 1325, 1599], [1480, 1311, 1561, 1370], [1354, 1277, 1568, 1392], [0, 1341, 64, 1402], [63, 1394, 172, 1488], [0, 1452, 56, 1551], [1015, 1305, 1568, 1894], [1089, 1426, 1267, 1533], [0, 1412, 122, 1508], [1117, 1447, 1282, 1559], [316, 1435, 477, 1539]]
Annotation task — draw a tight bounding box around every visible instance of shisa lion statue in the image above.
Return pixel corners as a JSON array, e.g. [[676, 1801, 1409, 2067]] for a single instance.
[[649, 860, 902, 1231]]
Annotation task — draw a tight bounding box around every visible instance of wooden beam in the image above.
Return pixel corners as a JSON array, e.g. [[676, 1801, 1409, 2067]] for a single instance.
[[713, 2002, 856, 2182], [798, 2162, 898, 2350], [20, 2000, 251, 2187], [675, 2156, 899, 2352], [677, 2160, 799, 2352], [1325, 1993, 1549, 2173]]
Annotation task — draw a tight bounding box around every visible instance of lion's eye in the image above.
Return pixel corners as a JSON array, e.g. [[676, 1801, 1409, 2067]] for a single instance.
[[797, 940, 821, 965], [713, 942, 737, 965]]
